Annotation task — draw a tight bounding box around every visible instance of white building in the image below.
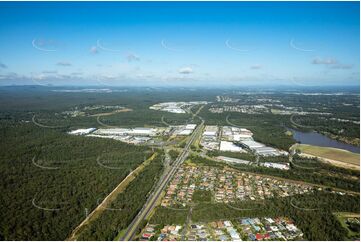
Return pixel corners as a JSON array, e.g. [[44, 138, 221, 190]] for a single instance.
[[240, 140, 265, 149], [185, 124, 197, 130], [68, 128, 96, 135], [129, 127, 157, 136], [262, 162, 290, 170], [178, 129, 193, 135], [220, 141, 244, 152], [216, 156, 251, 165]]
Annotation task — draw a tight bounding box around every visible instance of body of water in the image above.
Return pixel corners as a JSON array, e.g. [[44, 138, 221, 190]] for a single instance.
[[289, 128, 360, 154]]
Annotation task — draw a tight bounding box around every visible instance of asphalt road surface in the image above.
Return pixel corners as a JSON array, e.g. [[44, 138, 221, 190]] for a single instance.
[[120, 121, 204, 241]]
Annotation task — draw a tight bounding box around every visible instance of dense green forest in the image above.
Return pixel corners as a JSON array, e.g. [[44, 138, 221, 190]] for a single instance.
[[76, 153, 164, 240], [0, 122, 151, 240], [0, 86, 359, 240]]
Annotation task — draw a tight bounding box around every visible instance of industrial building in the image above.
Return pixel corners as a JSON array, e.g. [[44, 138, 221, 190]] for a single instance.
[[216, 156, 251, 165], [172, 124, 197, 136], [200, 126, 220, 150], [240, 140, 265, 149], [222, 126, 253, 142], [262, 162, 290, 170], [240, 140, 285, 156], [68, 128, 97, 135], [149, 101, 208, 114], [220, 141, 245, 152]]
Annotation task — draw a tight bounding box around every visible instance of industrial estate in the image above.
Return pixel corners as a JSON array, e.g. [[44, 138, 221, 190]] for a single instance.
[[1, 87, 360, 242], [61, 95, 360, 241], [0, 1, 359, 242]]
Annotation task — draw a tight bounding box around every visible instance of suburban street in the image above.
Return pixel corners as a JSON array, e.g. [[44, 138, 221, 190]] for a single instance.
[[120, 120, 204, 241]]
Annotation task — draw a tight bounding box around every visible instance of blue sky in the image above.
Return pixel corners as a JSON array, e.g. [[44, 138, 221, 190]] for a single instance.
[[0, 1, 359, 86]]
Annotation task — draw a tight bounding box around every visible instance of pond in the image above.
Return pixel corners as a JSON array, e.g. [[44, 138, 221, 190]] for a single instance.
[[289, 128, 360, 154]]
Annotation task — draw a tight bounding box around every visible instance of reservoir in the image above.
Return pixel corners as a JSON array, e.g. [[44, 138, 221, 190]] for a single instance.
[[289, 128, 360, 154]]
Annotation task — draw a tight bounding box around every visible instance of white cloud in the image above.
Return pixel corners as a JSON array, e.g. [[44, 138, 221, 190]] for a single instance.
[[312, 57, 337, 65], [0, 72, 23, 80], [178, 67, 193, 74], [56, 61, 72, 67]]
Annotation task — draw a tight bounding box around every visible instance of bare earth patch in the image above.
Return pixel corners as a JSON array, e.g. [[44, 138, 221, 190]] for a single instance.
[[90, 108, 133, 117], [293, 144, 360, 170]]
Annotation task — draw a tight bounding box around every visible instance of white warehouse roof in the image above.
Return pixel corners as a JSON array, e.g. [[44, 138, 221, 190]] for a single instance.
[[185, 124, 197, 130], [204, 131, 217, 136], [179, 129, 193, 135], [241, 140, 265, 149], [69, 128, 96, 135], [220, 141, 244, 152]]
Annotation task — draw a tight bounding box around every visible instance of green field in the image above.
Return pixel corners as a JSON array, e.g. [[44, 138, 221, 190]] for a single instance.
[[294, 144, 360, 165], [334, 212, 360, 240]]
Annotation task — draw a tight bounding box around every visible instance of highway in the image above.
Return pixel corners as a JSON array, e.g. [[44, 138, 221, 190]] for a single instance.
[[120, 120, 204, 241]]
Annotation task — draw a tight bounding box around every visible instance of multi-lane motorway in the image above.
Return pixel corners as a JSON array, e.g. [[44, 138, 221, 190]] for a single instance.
[[120, 121, 204, 241]]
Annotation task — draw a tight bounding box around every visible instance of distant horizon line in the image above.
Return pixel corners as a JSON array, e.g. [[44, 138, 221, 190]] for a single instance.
[[0, 84, 359, 89]]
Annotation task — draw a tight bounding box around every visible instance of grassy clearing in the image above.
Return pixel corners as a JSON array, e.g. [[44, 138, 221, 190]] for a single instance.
[[334, 212, 360, 239], [294, 144, 359, 165], [113, 229, 126, 241], [90, 108, 133, 117], [192, 190, 212, 203]]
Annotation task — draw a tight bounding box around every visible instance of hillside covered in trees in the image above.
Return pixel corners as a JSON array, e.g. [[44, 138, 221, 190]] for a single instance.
[[0, 122, 152, 240]]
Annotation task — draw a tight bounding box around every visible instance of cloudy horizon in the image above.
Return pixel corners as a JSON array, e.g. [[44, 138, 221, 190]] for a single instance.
[[0, 1, 359, 87]]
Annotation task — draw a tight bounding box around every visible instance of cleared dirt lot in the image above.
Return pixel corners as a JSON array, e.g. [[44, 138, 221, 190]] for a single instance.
[[293, 144, 360, 170]]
